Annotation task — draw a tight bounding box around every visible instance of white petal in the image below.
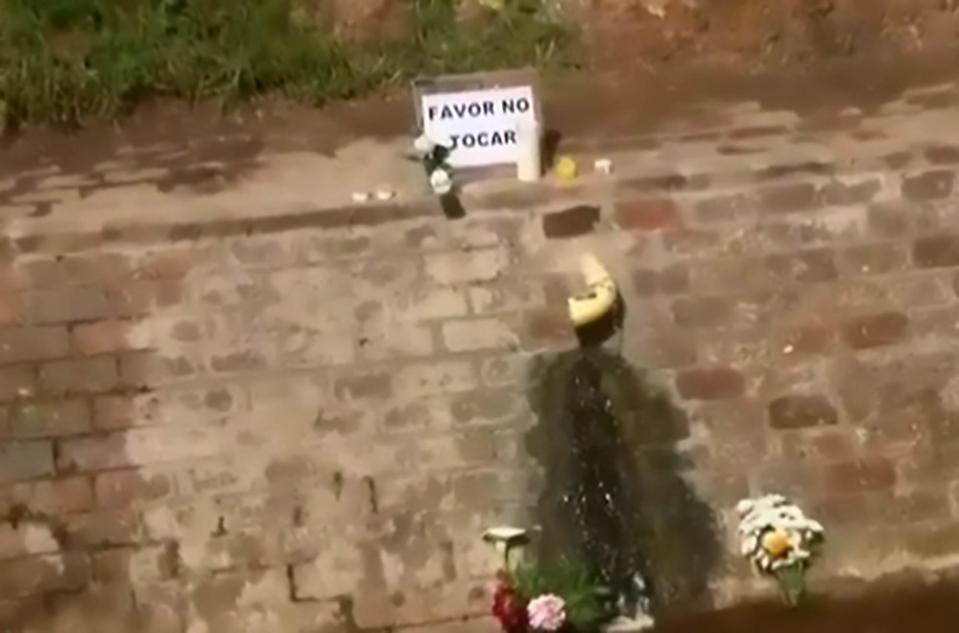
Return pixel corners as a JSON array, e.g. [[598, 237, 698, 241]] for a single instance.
[[413, 134, 434, 154], [430, 169, 452, 194]]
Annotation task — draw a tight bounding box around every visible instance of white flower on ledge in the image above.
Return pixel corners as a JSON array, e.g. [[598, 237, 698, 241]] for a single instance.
[[429, 168, 452, 195], [737, 494, 824, 573], [413, 133, 436, 156]]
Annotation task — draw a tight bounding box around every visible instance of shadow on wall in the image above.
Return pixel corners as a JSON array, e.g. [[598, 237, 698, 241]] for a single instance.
[[525, 345, 720, 613]]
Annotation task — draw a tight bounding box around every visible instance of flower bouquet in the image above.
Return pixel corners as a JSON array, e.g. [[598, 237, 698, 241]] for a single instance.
[[410, 132, 465, 218], [737, 494, 825, 607], [492, 561, 613, 633], [412, 133, 454, 195]]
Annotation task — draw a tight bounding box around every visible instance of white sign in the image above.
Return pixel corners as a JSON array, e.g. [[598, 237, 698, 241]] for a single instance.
[[421, 85, 536, 168]]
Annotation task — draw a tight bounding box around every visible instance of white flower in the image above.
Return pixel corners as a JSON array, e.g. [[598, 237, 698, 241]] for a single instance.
[[736, 494, 824, 576], [413, 134, 435, 155], [429, 168, 452, 195]]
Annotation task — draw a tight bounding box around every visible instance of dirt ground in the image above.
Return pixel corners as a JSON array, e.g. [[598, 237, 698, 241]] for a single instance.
[[656, 577, 959, 633], [3, 42, 959, 181]]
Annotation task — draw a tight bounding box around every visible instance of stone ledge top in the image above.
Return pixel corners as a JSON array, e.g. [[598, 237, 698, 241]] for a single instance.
[[2, 77, 958, 254]]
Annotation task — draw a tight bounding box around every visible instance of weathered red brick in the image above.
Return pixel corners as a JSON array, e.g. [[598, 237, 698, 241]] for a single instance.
[[686, 257, 771, 294], [633, 266, 689, 296], [671, 296, 734, 329], [524, 310, 575, 347], [730, 125, 788, 140], [753, 461, 825, 498], [0, 326, 69, 364], [60, 427, 218, 472], [877, 488, 950, 524], [62, 508, 140, 548], [758, 182, 820, 213], [902, 170, 955, 201], [0, 273, 21, 326], [57, 433, 123, 473], [676, 368, 746, 400], [110, 280, 184, 317], [541, 205, 600, 238], [209, 349, 267, 373], [0, 441, 54, 482], [118, 352, 195, 388], [95, 469, 173, 509], [867, 201, 912, 238], [782, 322, 835, 356], [820, 179, 881, 206], [450, 390, 521, 425], [92, 395, 135, 430], [810, 493, 873, 525], [765, 249, 837, 283], [925, 146, 959, 165], [334, 372, 393, 401], [11, 476, 95, 514], [825, 456, 897, 492], [0, 522, 61, 560], [841, 312, 909, 350], [8, 399, 90, 438], [838, 243, 908, 276], [913, 234, 959, 268], [776, 429, 856, 462], [228, 237, 296, 267], [71, 320, 137, 355], [905, 522, 959, 559], [615, 198, 681, 231], [693, 193, 754, 223], [768, 395, 839, 430], [39, 357, 118, 395], [169, 319, 203, 342], [442, 318, 518, 353], [662, 229, 719, 255], [884, 151, 912, 169], [0, 552, 90, 597], [17, 253, 133, 287], [92, 545, 177, 584], [136, 246, 214, 279], [24, 288, 112, 324]]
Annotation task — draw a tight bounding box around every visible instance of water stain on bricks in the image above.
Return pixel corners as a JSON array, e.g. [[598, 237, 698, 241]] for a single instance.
[[527, 349, 718, 611], [542, 205, 600, 239]]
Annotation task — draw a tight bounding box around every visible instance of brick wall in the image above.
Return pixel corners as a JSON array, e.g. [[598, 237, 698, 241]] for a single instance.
[[4, 141, 959, 630]]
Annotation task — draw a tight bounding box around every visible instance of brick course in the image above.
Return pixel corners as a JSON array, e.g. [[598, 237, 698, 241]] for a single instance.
[[6, 118, 959, 632]]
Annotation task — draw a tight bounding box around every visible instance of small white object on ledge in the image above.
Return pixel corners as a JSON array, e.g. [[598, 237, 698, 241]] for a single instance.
[[594, 158, 613, 175], [375, 187, 395, 201], [352, 192, 370, 204]]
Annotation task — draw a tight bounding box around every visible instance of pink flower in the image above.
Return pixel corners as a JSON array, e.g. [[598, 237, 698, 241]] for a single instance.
[[527, 594, 566, 631]]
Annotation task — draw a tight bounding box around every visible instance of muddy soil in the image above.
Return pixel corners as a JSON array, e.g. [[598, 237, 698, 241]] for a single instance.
[[656, 578, 959, 633], [576, 0, 959, 67], [2, 44, 958, 177]]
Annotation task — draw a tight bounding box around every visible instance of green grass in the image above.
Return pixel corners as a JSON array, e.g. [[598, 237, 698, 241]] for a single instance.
[[0, 0, 574, 127], [512, 559, 613, 629]]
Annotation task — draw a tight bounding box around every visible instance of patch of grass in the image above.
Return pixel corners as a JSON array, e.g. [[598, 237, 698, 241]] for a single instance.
[[0, 0, 574, 127], [512, 559, 613, 630]]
